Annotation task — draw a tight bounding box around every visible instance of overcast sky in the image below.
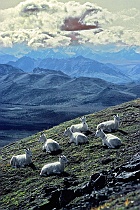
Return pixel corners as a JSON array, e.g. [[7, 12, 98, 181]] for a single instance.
[[0, 0, 140, 11], [0, 0, 139, 50]]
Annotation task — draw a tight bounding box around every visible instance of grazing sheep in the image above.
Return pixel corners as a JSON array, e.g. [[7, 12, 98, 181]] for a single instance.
[[95, 128, 122, 148], [70, 116, 88, 132], [64, 127, 88, 145], [97, 114, 120, 132], [10, 148, 32, 168], [39, 132, 61, 153], [40, 155, 68, 176]]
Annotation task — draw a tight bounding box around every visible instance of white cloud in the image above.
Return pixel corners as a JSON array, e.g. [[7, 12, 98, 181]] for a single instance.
[[112, 8, 140, 30], [0, 0, 139, 48]]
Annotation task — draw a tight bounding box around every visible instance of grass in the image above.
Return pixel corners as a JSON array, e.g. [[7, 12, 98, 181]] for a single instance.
[[0, 99, 140, 210]]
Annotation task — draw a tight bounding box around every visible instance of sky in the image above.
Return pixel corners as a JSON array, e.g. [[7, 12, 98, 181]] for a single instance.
[[0, 0, 140, 52], [1, 0, 140, 12]]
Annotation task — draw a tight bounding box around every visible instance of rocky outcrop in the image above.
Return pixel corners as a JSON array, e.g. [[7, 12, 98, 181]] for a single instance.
[[33, 153, 140, 210]]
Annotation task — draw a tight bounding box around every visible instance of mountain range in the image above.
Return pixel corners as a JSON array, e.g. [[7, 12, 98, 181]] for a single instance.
[[0, 66, 139, 106], [0, 64, 23, 75], [0, 53, 17, 64], [0, 47, 140, 83], [0, 47, 140, 145], [0, 64, 139, 146], [5, 55, 137, 83], [24, 46, 140, 61]]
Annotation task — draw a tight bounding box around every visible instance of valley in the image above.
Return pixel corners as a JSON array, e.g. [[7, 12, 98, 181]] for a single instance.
[[0, 103, 103, 147], [0, 48, 140, 147]]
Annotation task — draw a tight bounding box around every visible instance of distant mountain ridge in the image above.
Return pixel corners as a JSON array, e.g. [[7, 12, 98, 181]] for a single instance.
[[33, 67, 70, 77], [0, 54, 17, 64], [0, 64, 23, 75], [6, 56, 133, 84], [95, 48, 140, 62], [8, 56, 40, 72], [26, 46, 140, 61], [0, 65, 139, 147], [0, 66, 139, 106], [1, 45, 140, 61], [0, 47, 140, 83]]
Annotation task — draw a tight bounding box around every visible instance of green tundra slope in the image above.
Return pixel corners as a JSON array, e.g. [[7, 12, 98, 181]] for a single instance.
[[0, 99, 140, 210]]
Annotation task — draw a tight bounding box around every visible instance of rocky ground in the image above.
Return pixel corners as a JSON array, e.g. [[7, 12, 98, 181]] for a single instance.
[[0, 99, 140, 210]]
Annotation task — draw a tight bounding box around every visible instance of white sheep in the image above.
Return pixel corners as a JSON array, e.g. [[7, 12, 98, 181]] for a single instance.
[[97, 114, 120, 132], [64, 127, 88, 145], [39, 132, 61, 153], [10, 148, 32, 168], [70, 116, 88, 133], [40, 155, 68, 176], [95, 128, 122, 148]]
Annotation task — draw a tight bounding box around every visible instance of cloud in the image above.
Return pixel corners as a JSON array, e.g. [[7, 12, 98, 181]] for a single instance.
[[0, 0, 139, 48], [112, 8, 140, 30]]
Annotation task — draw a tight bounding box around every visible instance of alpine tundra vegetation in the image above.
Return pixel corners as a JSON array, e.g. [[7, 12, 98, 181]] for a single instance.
[[0, 99, 140, 210]]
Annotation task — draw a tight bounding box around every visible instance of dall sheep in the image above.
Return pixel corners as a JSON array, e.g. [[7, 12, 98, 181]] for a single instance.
[[95, 128, 122, 148], [64, 127, 88, 145], [39, 132, 61, 153], [70, 116, 88, 133], [97, 114, 120, 132], [40, 155, 68, 176], [10, 148, 32, 168]]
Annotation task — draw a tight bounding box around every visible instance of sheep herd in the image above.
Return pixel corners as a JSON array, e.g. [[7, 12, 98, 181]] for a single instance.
[[10, 114, 122, 176]]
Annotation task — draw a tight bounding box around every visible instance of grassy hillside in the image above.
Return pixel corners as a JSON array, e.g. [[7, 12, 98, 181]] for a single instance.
[[0, 99, 140, 210]]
